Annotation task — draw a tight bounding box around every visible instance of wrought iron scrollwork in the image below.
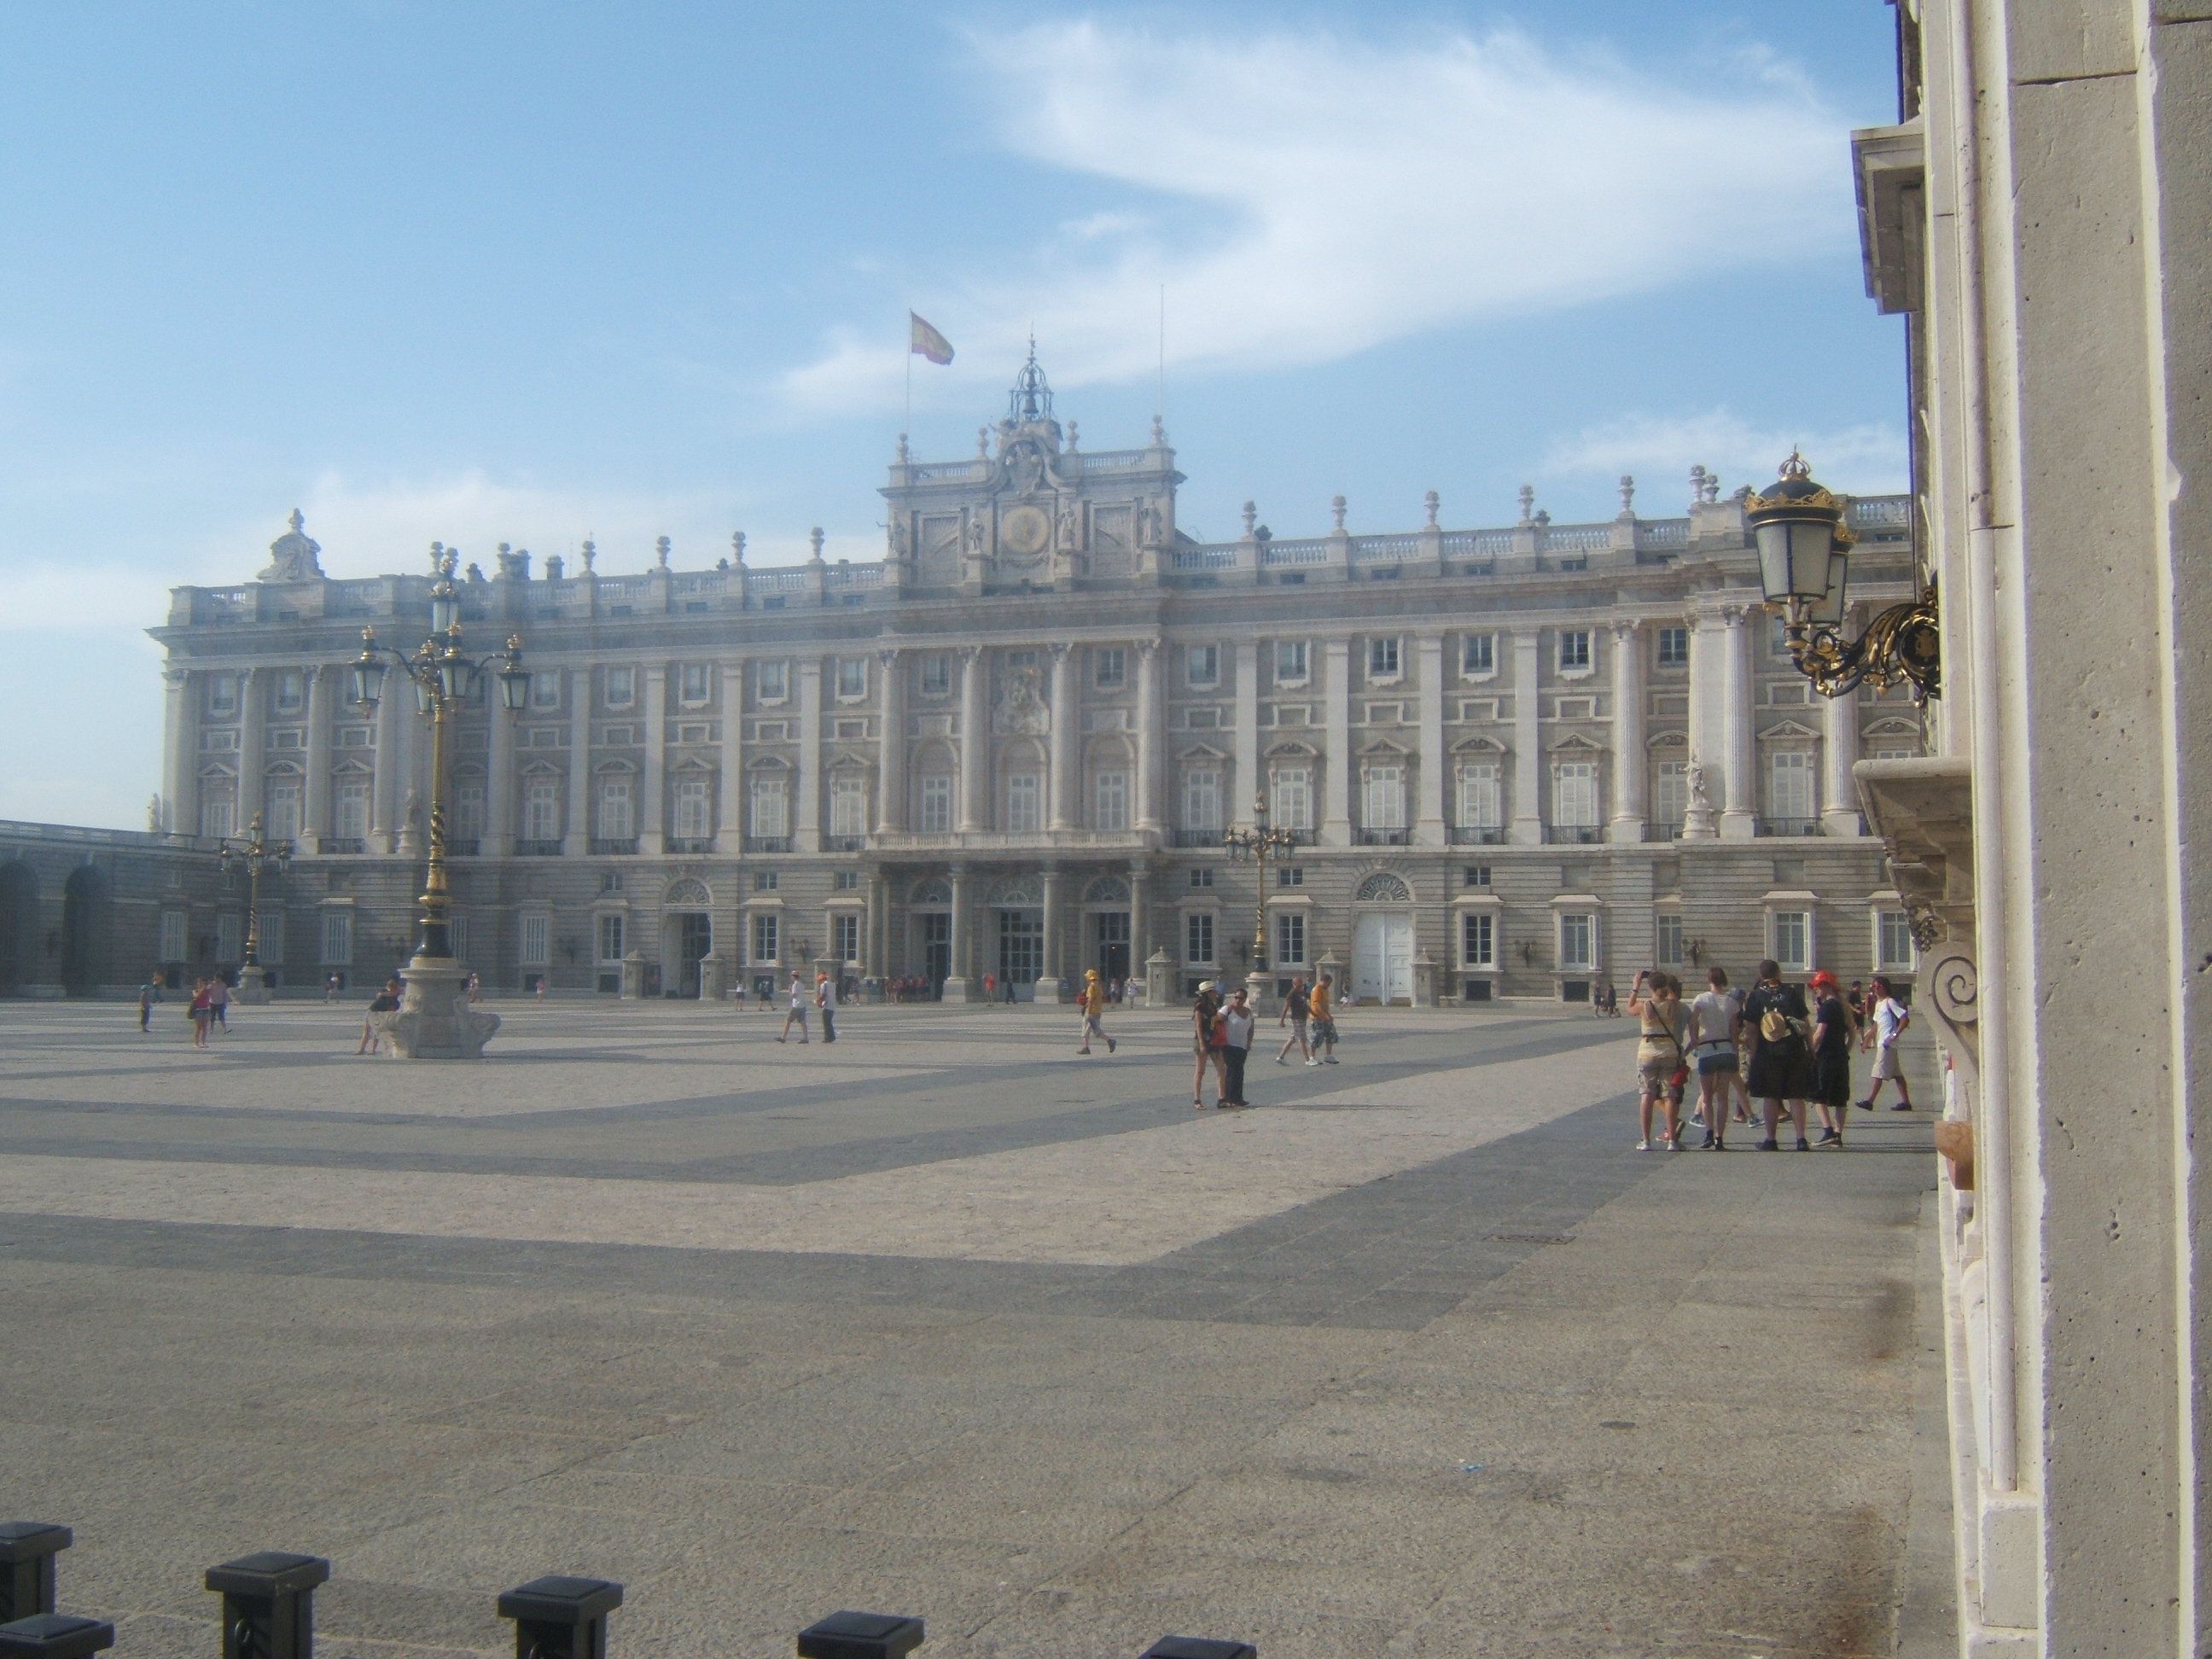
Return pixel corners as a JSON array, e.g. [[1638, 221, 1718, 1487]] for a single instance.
[[1786, 584, 1942, 702]]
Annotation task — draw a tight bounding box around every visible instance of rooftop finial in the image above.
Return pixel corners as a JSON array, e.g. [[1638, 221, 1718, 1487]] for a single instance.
[[895, 432, 910, 463], [1423, 490, 1440, 529], [1330, 495, 1348, 533], [1778, 450, 1811, 480], [1618, 474, 1636, 518], [655, 534, 672, 570], [731, 530, 747, 565], [808, 527, 826, 563], [580, 538, 596, 573], [1005, 341, 1054, 425], [1242, 500, 1258, 538], [288, 507, 306, 534], [1516, 484, 1535, 526], [1150, 413, 1165, 445]]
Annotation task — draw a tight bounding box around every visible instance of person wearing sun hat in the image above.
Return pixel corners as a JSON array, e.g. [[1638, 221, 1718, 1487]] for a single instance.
[[1077, 967, 1116, 1056]]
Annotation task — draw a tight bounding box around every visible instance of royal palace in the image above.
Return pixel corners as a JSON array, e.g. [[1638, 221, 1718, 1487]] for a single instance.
[[3, 354, 1924, 1004]]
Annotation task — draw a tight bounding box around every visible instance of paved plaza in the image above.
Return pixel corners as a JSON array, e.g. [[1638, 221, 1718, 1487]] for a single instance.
[[0, 998, 1941, 1657]]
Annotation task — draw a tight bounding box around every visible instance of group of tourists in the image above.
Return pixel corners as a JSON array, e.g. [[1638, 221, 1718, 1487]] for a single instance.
[[775, 970, 841, 1044], [1182, 975, 1342, 1109], [1629, 962, 1915, 1151], [141, 973, 231, 1047]]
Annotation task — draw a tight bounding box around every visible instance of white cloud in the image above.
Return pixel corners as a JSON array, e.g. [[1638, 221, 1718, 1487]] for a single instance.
[[782, 21, 1855, 415], [1541, 408, 1907, 503]]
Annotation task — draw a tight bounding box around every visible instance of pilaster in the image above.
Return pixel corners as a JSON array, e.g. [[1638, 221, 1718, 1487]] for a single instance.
[[238, 667, 266, 836], [1136, 639, 1162, 831], [1048, 643, 1077, 831], [1322, 637, 1352, 846], [793, 659, 819, 853], [1415, 634, 1445, 846], [1720, 605, 1757, 840], [1234, 640, 1260, 828], [1510, 630, 1544, 845], [876, 648, 905, 834], [161, 667, 192, 835], [305, 664, 335, 852], [716, 655, 745, 853], [370, 672, 400, 853], [1609, 620, 1647, 841], [643, 664, 668, 844], [564, 667, 591, 856], [958, 647, 987, 833]]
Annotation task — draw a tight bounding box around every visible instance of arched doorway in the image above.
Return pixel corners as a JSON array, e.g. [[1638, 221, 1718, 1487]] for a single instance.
[[0, 863, 38, 996], [988, 874, 1043, 1001], [660, 876, 713, 998], [61, 864, 112, 998], [907, 877, 952, 998], [1351, 871, 1415, 1004], [1083, 875, 1132, 984]]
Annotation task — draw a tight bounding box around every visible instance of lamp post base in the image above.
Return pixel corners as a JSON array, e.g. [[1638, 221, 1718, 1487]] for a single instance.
[[375, 958, 501, 1059]]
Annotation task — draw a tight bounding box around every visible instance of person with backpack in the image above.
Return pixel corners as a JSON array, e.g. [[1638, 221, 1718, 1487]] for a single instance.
[[1856, 976, 1916, 1111], [1743, 958, 1816, 1150], [1190, 982, 1227, 1109], [1627, 969, 1691, 1150]]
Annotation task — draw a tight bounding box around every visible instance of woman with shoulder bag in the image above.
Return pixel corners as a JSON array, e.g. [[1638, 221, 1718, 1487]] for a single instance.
[[1743, 959, 1816, 1150], [1190, 983, 1228, 1109], [1627, 969, 1691, 1151]]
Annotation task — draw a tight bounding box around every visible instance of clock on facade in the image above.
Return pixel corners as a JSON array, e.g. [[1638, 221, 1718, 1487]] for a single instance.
[[998, 504, 1051, 559]]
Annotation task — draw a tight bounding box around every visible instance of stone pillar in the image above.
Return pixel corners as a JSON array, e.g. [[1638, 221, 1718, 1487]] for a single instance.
[[238, 667, 266, 835], [1822, 642, 1860, 835], [944, 864, 975, 1001], [716, 655, 744, 853], [305, 664, 335, 852], [1415, 634, 1445, 846], [642, 664, 668, 845], [958, 647, 987, 833], [1136, 639, 1162, 830], [876, 648, 905, 833], [485, 693, 516, 854], [1609, 620, 1647, 841], [393, 682, 422, 857], [790, 657, 820, 852], [1129, 859, 1150, 989], [1510, 630, 1544, 845], [1322, 637, 1352, 846], [1720, 606, 1756, 840], [564, 667, 591, 855], [1037, 866, 1065, 1002], [1234, 640, 1260, 826], [162, 667, 192, 835], [370, 668, 400, 853], [1049, 643, 1077, 831]]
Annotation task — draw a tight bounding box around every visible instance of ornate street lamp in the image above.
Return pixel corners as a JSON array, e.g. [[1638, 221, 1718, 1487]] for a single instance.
[[1746, 451, 1941, 701], [1223, 794, 1300, 1002], [217, 810, 292, 992], [346, 547, 528, 1057]]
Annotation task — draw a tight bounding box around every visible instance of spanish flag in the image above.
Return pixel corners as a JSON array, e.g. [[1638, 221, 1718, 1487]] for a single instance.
[[909, 311, 954, 365]]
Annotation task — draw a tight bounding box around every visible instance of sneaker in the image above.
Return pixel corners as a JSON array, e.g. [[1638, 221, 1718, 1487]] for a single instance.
[[1795, 1137, 1811, 1151], [1107, 1038, 1117, 1054], [1323, 1057, 1338, 1064], [1668, 1136, 1685, 1151], [1815, 1128, 1840, 1146], [1708, 1138, 1727, 1152], [1889, 1102, 1913, 1111], [1853, 1098, 1873, 1112], [1758, 1138, 1779, 1151], [1275, 1055, 1287, 1065], [1700, 1130, 1716, 1150], [1635, 1138, 1650, 1151], [1305, 1058, 1321, 1068], [1077, 1048, 1091, 1055], [1690, 1112, 1707, 1127]]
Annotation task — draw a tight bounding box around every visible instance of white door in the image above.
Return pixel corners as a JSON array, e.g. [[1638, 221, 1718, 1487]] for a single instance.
[[1353, 914, 1415, 1004]]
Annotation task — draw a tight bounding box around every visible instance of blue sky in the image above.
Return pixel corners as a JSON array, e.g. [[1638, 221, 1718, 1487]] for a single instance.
[[0, 1, 1908, 828]]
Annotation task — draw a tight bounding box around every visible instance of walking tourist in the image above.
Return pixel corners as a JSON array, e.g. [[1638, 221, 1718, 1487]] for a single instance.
[[1002, 974, 1017, 1004], [1221, 987, 1255, 1106], [817, 971, 838, 1044], [778, 972, 811, 1044], [1077, 968, 1115, 1054], [208, 974, 230, 1033], [1809, 970, 1854, 1146], [188, 979, 213, 1049], [1743, 959, 1816, 1150], [1275, 974, 1312, 1065], [1307, 975, 1339, 1064], [324, 973, 341, 1003], [1627, 969, 1690, 1150], [137, 975, 160, 1033], [983, 971, 996, 1004], [1856, 976, 1916, 1111], [1190, 981, 1227, 1108], [1687, 967, 1742, 1150], [731, 978, 748, 1012]]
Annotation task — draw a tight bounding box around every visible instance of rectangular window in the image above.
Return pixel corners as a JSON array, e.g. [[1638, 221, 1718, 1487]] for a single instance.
[[1656, 913, 1684, 966], [532, 672, 561, 710], [1461, 633, 1495, 677], [1558, 630, 1592, 672], [265, 781, 301, 841], [1653, 760, 1688, 827], [1275, 640, 1308, 683], [335, 781, 370, 840], [1275, 912, 1307, 966], [1189, 867, 1214, 888], [674, 777, 711, 839], [527, 780, 561, 841], [606, 667, 636, 707], [918, 774, 953, 833], [920, 655, 951, 696], [1772, 910, 1810, 971], [1872, 746, 1918, 762], [1368, 637, 1401, 678], [1184, 769, 1221, 831], [200, 795, 236, 840], [1459, 764, 1501, 830], [206, 674, 239, 717], [835, 870, 859, 889], [837, 658, 866, 700], [160, 910, 187, 962], [259, 911, 284, 966], [217, 912, 242, 962], [1005, 772, 1042, 833], [830, 775, 868, 837], [1771, 751, 1817, 821], [1555, 762, 1600, 827], [321, 909, 352, 965], [680, 662, 710, 704], [597, 779, 633, 840], [750, 777, 789, 837], [1094, 771, 1128, 830], [1095, 648, 1126, 689], [1656, 626, 1690, 668], [833, 912, 860, 962], [752, 912, 779, 962], [454, 783, 486, 841], [521, 913, 550, 967], [273, 670, 305, 715], [1559, 912, 1595, 971], [1187, 644, 1220, 687], [1186, 911, 1215, 964], [1878, 910, 1915, 968], [1006, 649, 1037, 668], [756, 661, 787, 702], [1278, 865, 1304, 887], [1272, 767, 1313, 831], [597, 914, 626, 963], [754, 870, 778, 892], [1464, 864, 1492, 887], [1463, 911, 1495, 967], [1365, 765, 1406, 830]]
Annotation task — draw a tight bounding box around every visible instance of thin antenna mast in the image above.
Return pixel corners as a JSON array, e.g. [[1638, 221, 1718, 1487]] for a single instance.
[[1157, 284, 1167, 430]]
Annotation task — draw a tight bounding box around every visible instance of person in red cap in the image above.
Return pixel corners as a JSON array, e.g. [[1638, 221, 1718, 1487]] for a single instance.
[[1808, 969, 1853, 1147]]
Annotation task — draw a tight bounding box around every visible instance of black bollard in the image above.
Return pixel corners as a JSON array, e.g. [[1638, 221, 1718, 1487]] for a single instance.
[[0, 1526, 72, 1623], [204, 1552, 330, 1659], [495, 1576, 622, 1659], [1139, 1641, 1256, 1659], [795, 1612, 924, 1659], [0, 1615, 115, 1659]]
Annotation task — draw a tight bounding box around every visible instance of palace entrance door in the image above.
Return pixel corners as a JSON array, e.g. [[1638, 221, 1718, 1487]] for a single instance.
[[1352, 913, 1413, 1004]]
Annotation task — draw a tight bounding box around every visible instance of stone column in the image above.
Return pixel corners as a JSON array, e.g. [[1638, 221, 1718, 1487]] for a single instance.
[[1234, 640, 1260, 827], [1049, 643, 1077, 831], [958, 647, 987, 833], [1821, 632, 1860, 835], [237, 667, 266, 835], [793, 658, 823, 852], [716, 655, 744, 853], [945, 864, 975, 1000], [393, 679, 421, 856], [876, 648, 905, 833], [370, 668, 400, 853], [564, 667, 592, 855], [1609, 620, 1647, 841], [1136, 639, 1162, 830], [1720, 606, 1756, 840], [1322, 637, 1352, 846], [1510, 630, 1544, 845], [305, 664, 335, 852], [486, 680, 516, 855], [161, 667, 192, 835], [642, 664, 668, 846], [1415, 634, 1445, 846], [1037, 866, 1064, 1002], [1129, 859, 1150, 978]]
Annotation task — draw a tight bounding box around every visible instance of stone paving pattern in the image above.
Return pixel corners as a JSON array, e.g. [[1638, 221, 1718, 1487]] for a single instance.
[[0, 999, 1936, 1657]]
